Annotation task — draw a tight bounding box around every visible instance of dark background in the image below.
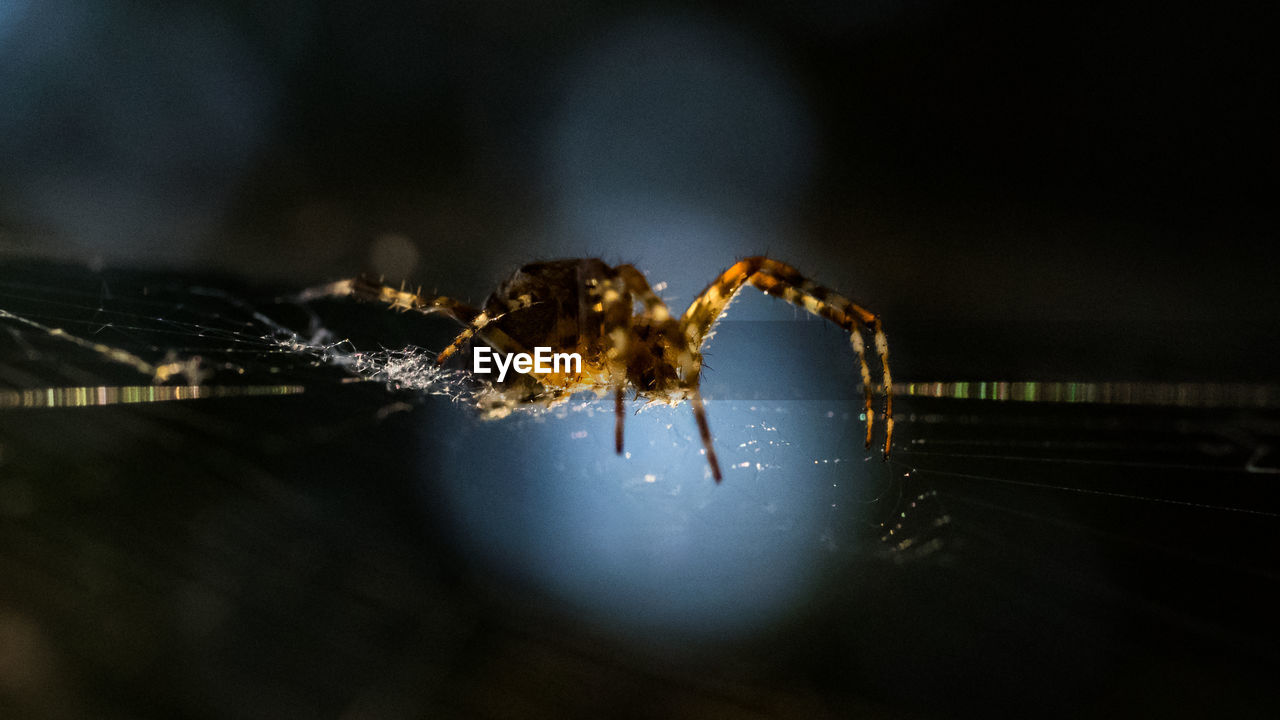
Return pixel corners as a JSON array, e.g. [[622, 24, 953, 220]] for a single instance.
[[2, 0, 1277, 381], [2, 2, 1279, 718]]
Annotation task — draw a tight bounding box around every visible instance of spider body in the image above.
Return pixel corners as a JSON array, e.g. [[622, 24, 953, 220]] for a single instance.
[[303, 257, 892, 482]]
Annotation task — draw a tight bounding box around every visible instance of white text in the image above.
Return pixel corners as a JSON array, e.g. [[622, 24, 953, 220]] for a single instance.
[[472, 346, 582, 381]]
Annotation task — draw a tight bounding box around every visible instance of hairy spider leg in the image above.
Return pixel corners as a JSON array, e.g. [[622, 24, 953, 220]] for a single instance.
[[436, 293, 539, 364], [298, 273, 483, 324], [680, 257, 893, 458], [871, 316, 893, 455], [614, 387, 625, 454], [615, 264, 723, 482], [594, 272, 634, 457], [687, 391, 722, 481], [615, 265, 679, 328], [298, 274, 535, 361]]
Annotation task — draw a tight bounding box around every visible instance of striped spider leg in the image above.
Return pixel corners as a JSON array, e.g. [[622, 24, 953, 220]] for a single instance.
[[296, 272, 558, 416], [298, 272, 534, 362], [613, 264, 723, 481], [299, 273, 480, 336], [681, 257, 894, 458]]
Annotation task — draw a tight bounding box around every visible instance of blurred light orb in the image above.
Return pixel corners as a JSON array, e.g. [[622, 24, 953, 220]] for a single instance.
[[368, 233, 420, 279], [539, 12, 817, 294], [425, 399, 857, 645]]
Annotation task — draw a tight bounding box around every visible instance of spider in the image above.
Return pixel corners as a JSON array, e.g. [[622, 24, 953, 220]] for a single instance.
[[300, 257, 892, 482]]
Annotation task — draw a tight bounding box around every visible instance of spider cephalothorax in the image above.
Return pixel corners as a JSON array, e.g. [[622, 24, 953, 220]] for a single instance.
[[302, 257, 892, 482]]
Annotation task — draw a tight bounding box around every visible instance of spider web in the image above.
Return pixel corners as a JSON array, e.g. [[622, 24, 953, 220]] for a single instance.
[[0, 261, 481, 400], [3, 260, 1276, 562], [2, 259, 1279, 715]]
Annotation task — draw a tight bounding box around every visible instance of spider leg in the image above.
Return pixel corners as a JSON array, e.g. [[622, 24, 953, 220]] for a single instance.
[[595, 274, 634, 454], [689, 390, 723, 482], [436, 294, 539, 364], [297, 273, 483, 325], [872, 316, 893, 456], [296, 274, 533, 363], [680, 257, 893, 459], [614, 264, 686, 366], [847, 318, 877, 450], [437, 311, 497, 364], [614, 265, 678, 327], [615, 264, 722, 481], [614, 387, 625, 454]]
